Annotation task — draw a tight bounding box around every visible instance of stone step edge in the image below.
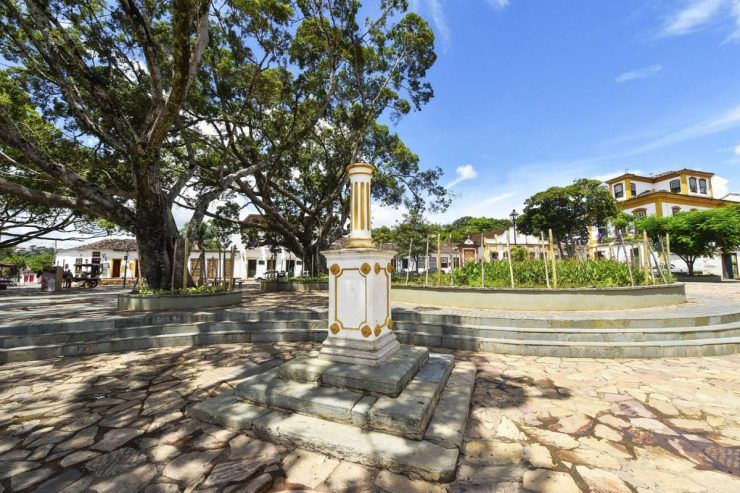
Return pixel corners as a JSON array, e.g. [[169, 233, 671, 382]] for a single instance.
[[392, 311, 740, 327], [393, 320, 740, 335], [395, 330, 740, 347], [0, 319, 325, 340]]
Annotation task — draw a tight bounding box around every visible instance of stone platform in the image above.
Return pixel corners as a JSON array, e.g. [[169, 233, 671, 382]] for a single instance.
[[190, 346, 476, 481]]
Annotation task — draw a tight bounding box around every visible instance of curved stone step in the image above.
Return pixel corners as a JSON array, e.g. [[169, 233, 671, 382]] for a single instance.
[[392, 308, 740, 329], [394, 329, 740, 358], [392, 320, 740, 343], [0, 327, 327, 364]]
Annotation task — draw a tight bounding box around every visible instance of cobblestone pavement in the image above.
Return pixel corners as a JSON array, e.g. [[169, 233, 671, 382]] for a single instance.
[[0, 342, 738, 492]]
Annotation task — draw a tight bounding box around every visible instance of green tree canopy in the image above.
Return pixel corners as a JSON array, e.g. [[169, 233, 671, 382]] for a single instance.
[[637, 205, 740, 275], [517, 178, 618, 256]]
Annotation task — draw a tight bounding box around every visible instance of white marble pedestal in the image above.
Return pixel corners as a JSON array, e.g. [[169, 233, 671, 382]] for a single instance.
[[319, 248, 399, 366]]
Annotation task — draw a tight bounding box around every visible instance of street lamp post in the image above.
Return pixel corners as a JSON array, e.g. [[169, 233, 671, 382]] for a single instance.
[[510, 209, 519, 246]]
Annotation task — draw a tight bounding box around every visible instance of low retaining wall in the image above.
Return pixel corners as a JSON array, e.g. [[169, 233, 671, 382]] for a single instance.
[[674, 274, 723, 283], [117, 290, 242, 312], [392, 283, 686, 311], [260, 281, 329, 293]]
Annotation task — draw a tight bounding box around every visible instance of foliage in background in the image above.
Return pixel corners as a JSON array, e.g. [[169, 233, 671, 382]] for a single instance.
[[517, 179, 618, 257], [637, 205, 740, 275], [0, 247, 54, 271], [132, 285, 230, 296], [510, 246, 528, 262], [395, 259, 665, 288]]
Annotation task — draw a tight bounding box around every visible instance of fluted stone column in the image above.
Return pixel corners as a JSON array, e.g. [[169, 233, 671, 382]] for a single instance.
[[320, 163, 400, 366]]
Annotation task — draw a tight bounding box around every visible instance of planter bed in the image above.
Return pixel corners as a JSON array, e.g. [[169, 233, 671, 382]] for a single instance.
[[117, 290, 242, 311], [260, 280, 329, 293], [392, 283, 686, 311]]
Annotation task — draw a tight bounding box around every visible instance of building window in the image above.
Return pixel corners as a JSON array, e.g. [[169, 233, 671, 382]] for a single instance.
[[613, 183, 624, 199], [672, 206, 681, 215], [698, 178, 707, 194], [633, 209, 646, 218], [689, 177, 697, 193], [630, 182, 636, 197], [669, 179, 680, 193]]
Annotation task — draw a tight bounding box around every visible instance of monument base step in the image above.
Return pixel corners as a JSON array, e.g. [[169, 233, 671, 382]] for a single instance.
[[279, 346, 428, 396], [235, 349, 449, 439], [189, 358, 476, 482]]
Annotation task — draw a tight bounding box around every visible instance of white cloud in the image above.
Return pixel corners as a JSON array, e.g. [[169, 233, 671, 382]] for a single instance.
[[446, 164, 478, 188], [615, 65, 662, 83], [662, 0, 725, 36], [735, 144, 740, 155], [729, 0, 740, 41], [487, 0, 510, 9]]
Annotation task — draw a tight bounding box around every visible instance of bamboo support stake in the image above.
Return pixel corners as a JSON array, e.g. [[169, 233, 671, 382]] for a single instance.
[[620, 230, 635, 287], [481, 257, 485, 288], [405, 239, 413, 286], [182, 238, 189, 291], [425, 237, 430, 287], [436, 234, 441, 287], [449, 234, 454, 287], [229, 246, 236, 290], [641, 230, 651, 285], [548, 229, 557, 289], [541, 232, 550, 289], [665, 233, 671, 270], [506, 231, 515, 288], [170, 240, 178, 293]]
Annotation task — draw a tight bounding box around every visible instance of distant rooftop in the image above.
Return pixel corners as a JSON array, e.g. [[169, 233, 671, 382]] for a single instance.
[[604, 168, 714, 184]]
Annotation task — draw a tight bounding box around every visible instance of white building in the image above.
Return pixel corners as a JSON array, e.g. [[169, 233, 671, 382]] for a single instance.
[[54, 238, 304, 283]]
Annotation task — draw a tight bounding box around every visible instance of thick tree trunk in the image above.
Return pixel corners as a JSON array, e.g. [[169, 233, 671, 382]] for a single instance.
[[133, 183, 188, 290]]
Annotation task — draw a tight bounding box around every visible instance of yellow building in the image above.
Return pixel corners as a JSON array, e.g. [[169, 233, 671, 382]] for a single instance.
[[595, 169, 738, 278], [604, 169, 731, 217]]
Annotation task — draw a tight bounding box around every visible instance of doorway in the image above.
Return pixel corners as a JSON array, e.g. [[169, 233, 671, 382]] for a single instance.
[[723, 253, 738, 279], [111, 259, 121, 278], [247, 260, 257, 278]]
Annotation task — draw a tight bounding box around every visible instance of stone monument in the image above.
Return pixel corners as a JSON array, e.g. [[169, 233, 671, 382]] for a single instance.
[[189, 162, 476, 482], [320, 163, 400, 366]]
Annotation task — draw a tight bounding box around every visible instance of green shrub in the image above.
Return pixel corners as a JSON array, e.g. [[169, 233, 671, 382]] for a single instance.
[[132, 284, 230, 296], [394, 259, 663, 288]]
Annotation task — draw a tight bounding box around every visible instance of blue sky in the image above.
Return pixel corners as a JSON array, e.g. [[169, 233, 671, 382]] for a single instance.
[[374, 0, 740, 225]]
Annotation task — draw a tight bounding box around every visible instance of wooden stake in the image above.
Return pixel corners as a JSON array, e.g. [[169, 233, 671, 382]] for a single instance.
[[506, 231, 515, 288], [229, 246, 236, 290], [182, 238, 189, 291], [449, 234, 454, 287], [541, 232, 550, 289], [170, 240, 178, 293], [642, 230, 651, 285], [548, 229, 557, 289], [425, 237, 430, 287], [665, 233, 672, 271], [436, 234, 441, 287], [405, 239, 413, 285]]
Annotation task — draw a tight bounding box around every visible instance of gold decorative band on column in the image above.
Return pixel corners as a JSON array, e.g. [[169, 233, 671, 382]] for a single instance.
[[330, 323, 340, 334], [387, 319, 393, 330], [374, 324, 381, 336], [361, 325, 372, 337], [360, 181, 366, 230], [374, 263, 381, 274], [330, 264, 341, 275], [386, 263, 393, 273], [352, 182, 358, 232], [360, 263, 371, 275], [366, 181, 371, 231]]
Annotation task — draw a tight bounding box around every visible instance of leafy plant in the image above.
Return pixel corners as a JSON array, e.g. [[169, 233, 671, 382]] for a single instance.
[[132, 285, 230, 296]]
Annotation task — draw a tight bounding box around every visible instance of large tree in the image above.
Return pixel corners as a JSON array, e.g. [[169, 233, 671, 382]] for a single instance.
[[0, 0, 210, 289], [517, 178, 617, 257], [637, 205, 740, 275], [182, 0, 448, 274]]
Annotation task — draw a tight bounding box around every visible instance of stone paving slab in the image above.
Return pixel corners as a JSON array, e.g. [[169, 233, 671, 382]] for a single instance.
[[0, 336, 739, 491]]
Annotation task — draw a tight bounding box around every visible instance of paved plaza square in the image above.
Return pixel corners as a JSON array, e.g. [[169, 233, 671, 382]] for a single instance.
[[0, 283, 738, 492]]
